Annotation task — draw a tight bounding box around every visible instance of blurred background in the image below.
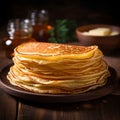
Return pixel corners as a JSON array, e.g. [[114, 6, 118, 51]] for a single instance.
[[0, 0, 120, 58], [0, 0, 120, 27]]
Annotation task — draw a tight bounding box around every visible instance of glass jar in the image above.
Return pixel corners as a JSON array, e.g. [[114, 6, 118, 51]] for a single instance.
[[2, 18, 36, 59], [28, 9, 52, 42]]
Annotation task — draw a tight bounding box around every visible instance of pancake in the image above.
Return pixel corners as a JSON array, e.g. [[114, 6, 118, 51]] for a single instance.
[[7, 42, 110, 94], [14, 42, 98, 60]]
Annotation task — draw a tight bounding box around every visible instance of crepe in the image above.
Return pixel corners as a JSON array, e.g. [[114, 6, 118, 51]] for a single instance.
[[7, 42, 110, 94]]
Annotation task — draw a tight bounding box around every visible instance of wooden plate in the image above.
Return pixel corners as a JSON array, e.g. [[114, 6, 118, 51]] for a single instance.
[[0, 64, 118, 103]]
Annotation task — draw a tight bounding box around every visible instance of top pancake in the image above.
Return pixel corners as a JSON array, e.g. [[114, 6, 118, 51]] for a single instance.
[[14, 42, 98, 60]]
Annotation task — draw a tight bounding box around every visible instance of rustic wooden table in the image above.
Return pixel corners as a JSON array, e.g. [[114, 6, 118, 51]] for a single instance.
[[0, 48, 120, 120]]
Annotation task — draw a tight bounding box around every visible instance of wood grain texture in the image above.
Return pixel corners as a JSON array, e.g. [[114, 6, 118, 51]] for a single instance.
[[15, 95, 120, 120], [0, 88, 17, 120]]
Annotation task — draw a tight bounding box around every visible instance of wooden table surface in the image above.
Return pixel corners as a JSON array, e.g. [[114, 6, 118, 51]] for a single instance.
[[0, 48, 120, 120]]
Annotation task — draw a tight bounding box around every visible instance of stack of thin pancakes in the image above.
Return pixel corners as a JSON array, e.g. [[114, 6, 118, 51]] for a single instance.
[[7, 42, 110, 94]]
